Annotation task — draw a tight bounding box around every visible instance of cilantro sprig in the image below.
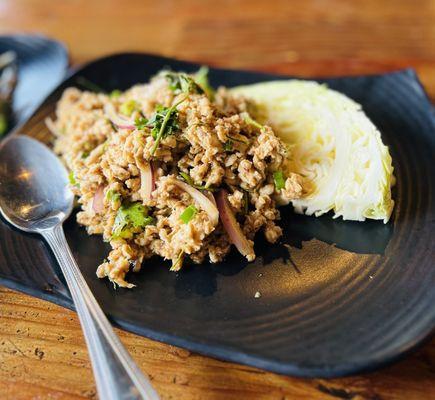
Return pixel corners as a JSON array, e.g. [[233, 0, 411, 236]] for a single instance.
[[161, 71, 204, 95], [150, 97, 186, 155]]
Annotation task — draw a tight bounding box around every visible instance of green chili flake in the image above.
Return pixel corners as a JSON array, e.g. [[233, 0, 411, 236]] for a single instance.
[[273, 171, 286, 191], [81, 151, 90, 159], [68, 171, 80, 188], [180, 205, 198, 224], [112, 202, 154, 239], [120, 100, 140, 117], [109, 89, 122, 99]]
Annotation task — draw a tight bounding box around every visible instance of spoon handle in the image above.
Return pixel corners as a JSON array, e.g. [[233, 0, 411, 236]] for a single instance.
[[42, 224, 159, 400]]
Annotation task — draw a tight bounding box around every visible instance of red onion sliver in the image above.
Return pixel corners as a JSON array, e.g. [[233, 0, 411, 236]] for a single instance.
[[140, 162, 155, 203], [215, 189, 254, 259], [171, 179, 219, 225], [104, 103, 135, 129], [92, 185, 105, 213]]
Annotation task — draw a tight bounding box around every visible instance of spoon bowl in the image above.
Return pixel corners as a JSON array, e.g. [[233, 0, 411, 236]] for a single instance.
[[0, 135, 73, 232], [0, 134, 159, 399]]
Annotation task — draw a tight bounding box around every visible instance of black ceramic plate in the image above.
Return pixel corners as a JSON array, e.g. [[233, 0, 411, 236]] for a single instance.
[[1, 53, 434, 378], [0, 34, 68, 134]]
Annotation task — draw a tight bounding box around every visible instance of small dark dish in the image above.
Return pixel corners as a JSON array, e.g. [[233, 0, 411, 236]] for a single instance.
[[0, 34, 68, 135], [0, 53, 434, 378]]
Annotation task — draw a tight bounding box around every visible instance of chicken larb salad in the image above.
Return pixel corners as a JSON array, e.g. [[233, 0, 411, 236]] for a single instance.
[[49, 68, 304, 287]]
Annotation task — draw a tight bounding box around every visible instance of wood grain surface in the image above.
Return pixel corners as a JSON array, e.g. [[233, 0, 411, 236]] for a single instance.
[[0, 1, 434, 399]]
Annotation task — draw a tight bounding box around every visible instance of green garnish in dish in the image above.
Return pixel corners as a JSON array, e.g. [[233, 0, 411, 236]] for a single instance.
[[273, 170, 285, 191], [161, 71, 204, 95], [68, 171, 80, 188], [112, 202, 154, 239], [150, 97, 186, 155], [180, 205, 198, 224], [243, 112, 264, 130], [134, 116, 149, 130], [193, 66, 215, 100], [120, 100, 140, 116], [105, 189, 121, 204], [109, 89, 122, 99], [179, 171, 216, 191], [179, 171, 194, 185], [161, 67, 215, 99]]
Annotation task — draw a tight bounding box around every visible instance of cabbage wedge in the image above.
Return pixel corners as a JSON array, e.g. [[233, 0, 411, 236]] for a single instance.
[[232, 81, 395, 223]]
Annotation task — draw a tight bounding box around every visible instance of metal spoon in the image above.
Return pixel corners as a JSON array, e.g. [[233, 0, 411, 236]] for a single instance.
[[0, 135, 159, 400]]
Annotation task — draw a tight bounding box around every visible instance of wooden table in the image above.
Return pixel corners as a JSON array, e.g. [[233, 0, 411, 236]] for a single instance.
[[1, 1, 434, 398]]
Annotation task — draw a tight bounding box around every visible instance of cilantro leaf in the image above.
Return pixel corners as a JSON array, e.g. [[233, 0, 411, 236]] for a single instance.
[[193, 66, 215, 100], [112, 202, 154, 239], [134, 116, 149, 130]]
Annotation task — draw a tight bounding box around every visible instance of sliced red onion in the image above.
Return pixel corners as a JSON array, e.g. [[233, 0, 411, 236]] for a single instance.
[[104, 103, 135, 129], [215, 189, 254, 259], [140, 162, 155, 203], [171, 178, 219, 225], [92, 185, 105, 213]]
